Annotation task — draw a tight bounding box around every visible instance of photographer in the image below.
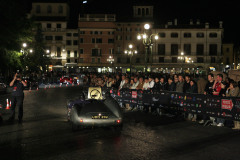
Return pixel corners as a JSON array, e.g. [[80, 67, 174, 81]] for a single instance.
[[8, 72, 27, 123]]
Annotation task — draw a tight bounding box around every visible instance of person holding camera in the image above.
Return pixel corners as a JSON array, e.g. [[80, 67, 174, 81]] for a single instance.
[[8, 72, 27, 123]]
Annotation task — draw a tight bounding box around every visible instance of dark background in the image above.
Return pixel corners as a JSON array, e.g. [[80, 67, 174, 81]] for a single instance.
[[26, 0, 240, 44]]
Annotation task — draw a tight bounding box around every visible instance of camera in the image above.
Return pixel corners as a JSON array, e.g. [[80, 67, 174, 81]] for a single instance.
[[17, 70, 20, 74]]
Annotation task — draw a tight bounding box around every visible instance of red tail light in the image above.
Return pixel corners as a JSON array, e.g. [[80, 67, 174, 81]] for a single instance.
[[116, 120, 120, 123], [80, 119, 83, 123]]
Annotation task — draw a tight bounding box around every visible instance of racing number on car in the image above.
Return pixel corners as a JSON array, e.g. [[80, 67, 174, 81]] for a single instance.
[[90, 89, 101, 99]]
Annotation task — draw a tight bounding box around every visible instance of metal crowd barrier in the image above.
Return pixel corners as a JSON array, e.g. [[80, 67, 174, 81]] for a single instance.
[[99, 87, 240, 121]]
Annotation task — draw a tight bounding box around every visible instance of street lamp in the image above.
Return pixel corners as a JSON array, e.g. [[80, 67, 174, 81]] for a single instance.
[[107, 55, 114, 73], [124, 44, 137, 75], [137, 23, 159, 72], [178, 52, 193, 73]]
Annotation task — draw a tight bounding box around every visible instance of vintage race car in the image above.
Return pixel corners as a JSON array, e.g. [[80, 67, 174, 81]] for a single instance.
[[66, 87, 123, 131]]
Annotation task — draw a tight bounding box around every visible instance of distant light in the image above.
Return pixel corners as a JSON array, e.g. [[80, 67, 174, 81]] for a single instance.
[[83, 1, 87, 4], [143, 34, 147, 39], [154, 35, 159, 40], [29, 49, 33, 53], [22, 43, 27, 48], [129, 44, 133, 49], [46, 49, 50, 53], [144, 24, 150, 30]]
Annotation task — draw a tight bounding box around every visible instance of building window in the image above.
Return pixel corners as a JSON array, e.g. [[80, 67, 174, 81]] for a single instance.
[[92, 58, 95, 63], [79, 38, 84, 43], [80, 49, 84, 54], [135, 28, 141, 32], [75, 59, 78, 63], [79, 58, 83, 63], [45, 36, 53, 40], [92, 49, 102, 56], [47, 6, 52, 14], [58, 5, 63, 14], [138, 8, 141, 15], [66, 33, 72, 37], [98, 58, 101, 63], [197, 57, 204, 63], [226, 48, 230, 52], [55, 36, 63, 41], [47, 23, 51, 28], [209, 44, 217, 55], [74, 51, 78, 57], [136, 58, 140, 63], [184, 44, 191, 55], [57, 24, 61, 28], [73, 40, 78, 45], [79, 31, 85, 35], [158, 33, 166, 38], [184, 33, 191, 38], [211, 57, 216, 63], [171, 33, 178, 38], [158, 44, 165, 55], [109, 48, 114, 54], [36, 5, 41, 13], [172, 57, 177, 63], [196, 32, 204, 38], [57, 47, 61, 57], [108, 39, 114, 43], [96, 38, 102, 43], [73, 33, 78, 37], [117, 46, 121, 54], [67, 51, 70, 57], [67, 59, 70, 63], [117, 58, 121, 63], [116, 35, 122, 40], [209, 33, 218, 38], [126, 35, 131, 40], [66, 40, 71, 45], [171, 44, 178, 55], [146, 8, 149, 15], [92, 38, 95, 43], [126, 28, 132, 32], [159, 57, 164, 63], [196, 44, 204, 55]]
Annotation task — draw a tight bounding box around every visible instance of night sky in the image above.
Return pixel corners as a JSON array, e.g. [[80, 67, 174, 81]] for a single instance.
[[27, 0, 240, 44]]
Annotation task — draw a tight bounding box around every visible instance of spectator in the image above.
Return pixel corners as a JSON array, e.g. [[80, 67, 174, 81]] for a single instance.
[[115, 75, 121, 89], [176, 75, 184, 92], [197, 76, 207, 94], [213, 74, 225, 127], [167, 77, 176, 91], [204, 73, 215, 95], [183, 75, 191, 93], [186, 80, 198, 93], [143, 78, 150, 90], [148, 76, 155, 89], [106, 77, 113, 88], [159, 77, 167, 91], [152, 77, 160, 90], [119, 75, 125, 90], [136, 77, 144, 90], [226, 81, 240, 129], [130, 77, 139, 89], [122, 78, 130, 89]]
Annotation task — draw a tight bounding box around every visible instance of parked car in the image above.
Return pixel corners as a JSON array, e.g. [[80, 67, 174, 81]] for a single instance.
[[60, 76, 73, 84]]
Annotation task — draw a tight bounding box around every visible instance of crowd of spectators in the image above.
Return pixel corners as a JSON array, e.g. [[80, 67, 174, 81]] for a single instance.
[[83, 72, 240, 130]]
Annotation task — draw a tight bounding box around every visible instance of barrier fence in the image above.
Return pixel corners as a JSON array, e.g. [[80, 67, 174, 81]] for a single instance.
[[107, 88, 240, 121]]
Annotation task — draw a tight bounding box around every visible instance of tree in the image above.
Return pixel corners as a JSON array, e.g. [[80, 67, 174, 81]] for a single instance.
[[25, 24, 50, 73]]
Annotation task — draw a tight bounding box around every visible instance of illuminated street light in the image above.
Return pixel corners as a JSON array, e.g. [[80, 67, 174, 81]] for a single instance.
[[137, 23, 159, 72], [124, 44, 137, 75], [107, 55, 114, 73]]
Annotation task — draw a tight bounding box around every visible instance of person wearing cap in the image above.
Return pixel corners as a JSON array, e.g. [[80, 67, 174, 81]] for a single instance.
[[8, 72, 27, 123]]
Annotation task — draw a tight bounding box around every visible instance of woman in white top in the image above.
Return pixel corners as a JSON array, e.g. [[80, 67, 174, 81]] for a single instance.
[[142, 78, 150, 90]]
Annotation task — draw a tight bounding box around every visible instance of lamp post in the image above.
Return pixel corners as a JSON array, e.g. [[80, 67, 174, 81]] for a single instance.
[[137, 23, 159, 73], [20, 43, 33, 72], [107, 55, 114, 73], [124, 44, 137, 75]]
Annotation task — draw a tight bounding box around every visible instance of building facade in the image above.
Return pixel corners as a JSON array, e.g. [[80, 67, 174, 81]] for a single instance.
[[30, 1, 69, 72], [29, 1, 225, 73]]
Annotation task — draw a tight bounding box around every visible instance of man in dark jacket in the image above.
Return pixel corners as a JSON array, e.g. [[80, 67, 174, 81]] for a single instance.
[[8, 73, 27, 123]]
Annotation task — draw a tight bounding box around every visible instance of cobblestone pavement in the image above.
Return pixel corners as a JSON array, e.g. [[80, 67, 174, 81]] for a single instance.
[[0, 87, 240, 160]]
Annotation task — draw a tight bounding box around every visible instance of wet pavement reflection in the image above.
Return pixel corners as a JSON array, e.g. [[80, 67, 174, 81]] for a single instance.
[[0, 87, 240, 160]]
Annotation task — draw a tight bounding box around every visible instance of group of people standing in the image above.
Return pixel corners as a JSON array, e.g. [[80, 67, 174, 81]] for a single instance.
[[84, 72, 240, 130]]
